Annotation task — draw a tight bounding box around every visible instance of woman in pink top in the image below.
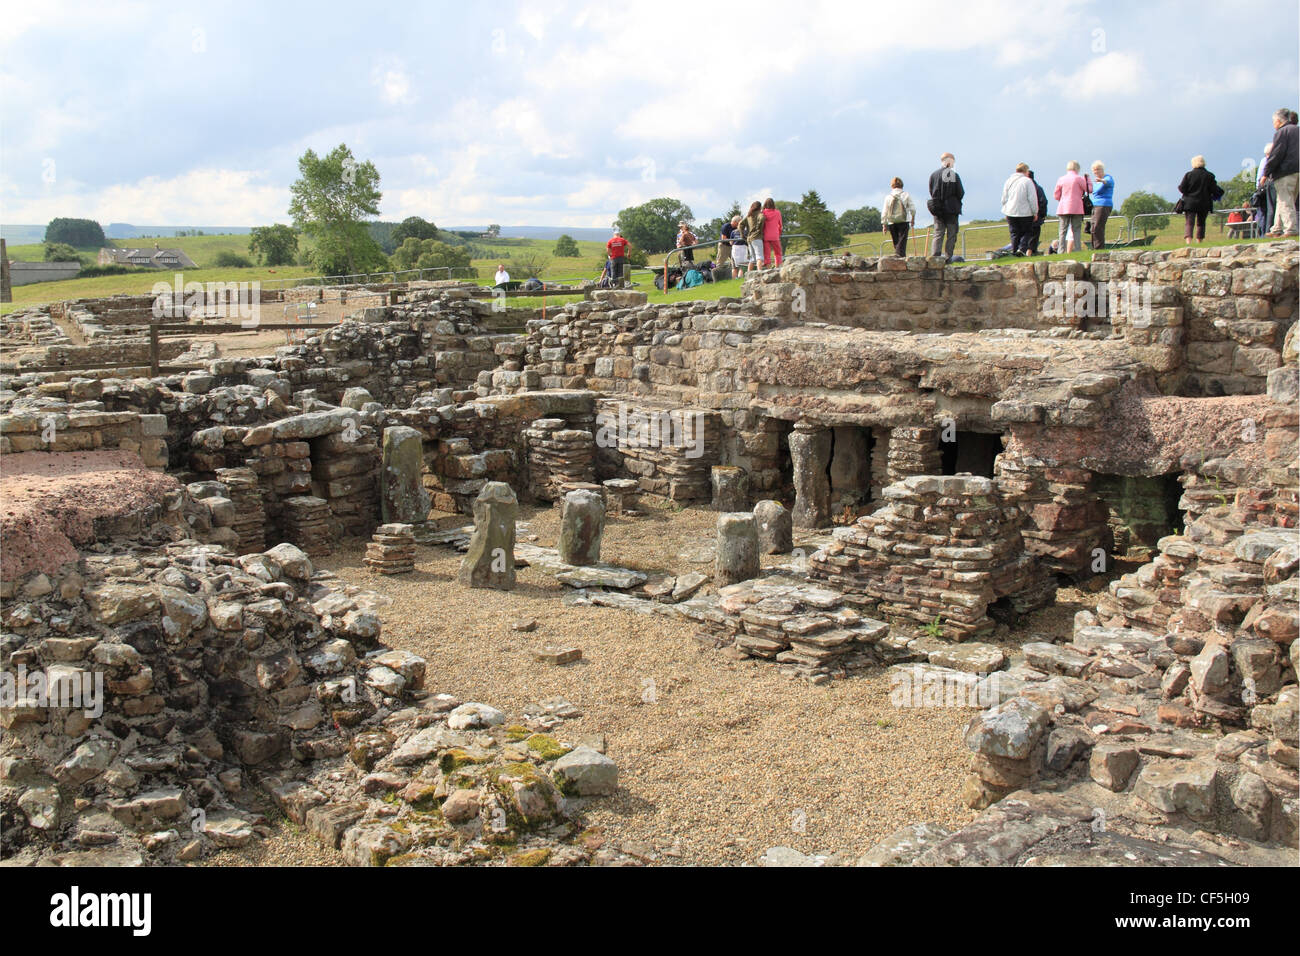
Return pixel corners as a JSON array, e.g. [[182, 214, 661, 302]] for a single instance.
[[761, 197, 783, 267], [1053, 161, 1089, 253]]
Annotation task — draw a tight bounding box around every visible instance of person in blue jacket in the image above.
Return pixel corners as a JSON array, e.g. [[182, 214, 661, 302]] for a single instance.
[[1089, 161, 1115, 248]]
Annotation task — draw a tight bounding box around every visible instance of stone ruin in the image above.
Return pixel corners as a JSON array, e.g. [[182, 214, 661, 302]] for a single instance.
[[1, 242, 1297, 866]]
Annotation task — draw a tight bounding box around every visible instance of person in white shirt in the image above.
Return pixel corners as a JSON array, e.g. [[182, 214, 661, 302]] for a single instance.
[[1000, 163, 1040, 256], [880, 177, 917, 256], [494, 264, 510, 286]]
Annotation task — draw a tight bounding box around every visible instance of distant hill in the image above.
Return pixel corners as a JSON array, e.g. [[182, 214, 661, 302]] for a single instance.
[[1, 225, 48, 245], [106, 224, 253, 238], [446, 225, 613, 241]]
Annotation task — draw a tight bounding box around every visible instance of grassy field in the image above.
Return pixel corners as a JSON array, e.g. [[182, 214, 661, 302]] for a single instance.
[[2, 218, 1279, 317]]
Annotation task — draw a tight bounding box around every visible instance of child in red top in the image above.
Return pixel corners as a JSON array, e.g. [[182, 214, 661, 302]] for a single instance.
[[760, 198, 783, 267]]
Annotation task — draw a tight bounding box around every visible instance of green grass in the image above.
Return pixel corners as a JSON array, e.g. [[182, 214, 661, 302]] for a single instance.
[[3, 221, 1279, 318]]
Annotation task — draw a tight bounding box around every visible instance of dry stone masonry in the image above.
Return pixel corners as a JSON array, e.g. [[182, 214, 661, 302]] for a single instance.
[[1, 242, 1296, 866]]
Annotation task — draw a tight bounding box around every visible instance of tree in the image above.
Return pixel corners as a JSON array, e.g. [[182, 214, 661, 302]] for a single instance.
[[43, 242, 81, 262], [838, 206, 882, 235], [614, 198, 693, 253], [215, 251, 254, 268], [288, 143, 386, 276], [511, 251, 550, 279], [624, 241, 648, 268], [554, 234, 580, 257], [798, 190, 844, 252], [1120, 190, 1174, 235], [391, 216, 439, 247], [391, 238, 476, 277], [249, 224, 299, 266], [486, 224, 501, 238], [44, 217, 105, 247]]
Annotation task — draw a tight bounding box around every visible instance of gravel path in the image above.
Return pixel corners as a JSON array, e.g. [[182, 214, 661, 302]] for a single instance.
[[302, 503, 999, 865]]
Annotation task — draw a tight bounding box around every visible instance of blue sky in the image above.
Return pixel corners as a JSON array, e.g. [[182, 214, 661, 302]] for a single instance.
[[2, 0, 1297, 230]]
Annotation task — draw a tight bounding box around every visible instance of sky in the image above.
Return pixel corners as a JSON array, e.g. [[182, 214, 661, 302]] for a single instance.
[[2, 0, 1297, 231]]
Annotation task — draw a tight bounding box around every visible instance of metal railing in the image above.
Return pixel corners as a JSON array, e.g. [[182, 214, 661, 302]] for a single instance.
[[1129, 207, 1263, 241]]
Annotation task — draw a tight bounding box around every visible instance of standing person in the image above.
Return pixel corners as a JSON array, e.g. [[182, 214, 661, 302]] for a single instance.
[[716, 217, 734, 275], [725, 215, 749, 277], [1000, 163, 1039, 256], [676, 221, 697, 264], [1177, 156, 1222, 244], [606, 228, 630, 285], [1088, 161, 1114, 248], [761, 198, 784, 267], [1257, 143, 1277, 237], [493, 263, 511, 287], [1053, 161, 1089, 253], [881, 177, 916, 257], [1027, 170, 1049, 255], [927, 152, 964, 261], [1265, 108, 1298, 237], [743, 201, 765, 270]]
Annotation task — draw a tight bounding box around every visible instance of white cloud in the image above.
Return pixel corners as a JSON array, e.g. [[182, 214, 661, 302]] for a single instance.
[[1002, 51, 1146, 100], [372, 58, 416, 105], [2, 168, 287, 225]]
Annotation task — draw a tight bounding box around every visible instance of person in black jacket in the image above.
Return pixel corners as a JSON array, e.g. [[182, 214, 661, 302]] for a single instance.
[[1026, 170, 1049, 255], [1265, 107, 1298, 236], [1177, 156, 1222, 244], [927, 152, 964, 262]]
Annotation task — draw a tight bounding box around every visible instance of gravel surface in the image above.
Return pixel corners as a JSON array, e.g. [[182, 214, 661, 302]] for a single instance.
[[297, 503, 1011, 865]]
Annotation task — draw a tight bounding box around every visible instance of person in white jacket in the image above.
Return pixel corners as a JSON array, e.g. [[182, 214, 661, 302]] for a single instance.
[[1001, 163, 1040, 256], [881, 177, 917, 256]]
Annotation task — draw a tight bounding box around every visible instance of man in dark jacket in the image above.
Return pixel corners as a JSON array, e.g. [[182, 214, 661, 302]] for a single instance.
[[928, 152, 964, 261], [1266, 108, 1298, 236], [1026, 170, 1049, 255]]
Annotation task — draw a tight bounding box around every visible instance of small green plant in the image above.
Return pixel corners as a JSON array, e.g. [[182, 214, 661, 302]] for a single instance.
[[921, 616, 944, 639]]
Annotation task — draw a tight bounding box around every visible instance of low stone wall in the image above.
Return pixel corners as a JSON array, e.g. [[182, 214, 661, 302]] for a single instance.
[[0, 408, 168, 468]]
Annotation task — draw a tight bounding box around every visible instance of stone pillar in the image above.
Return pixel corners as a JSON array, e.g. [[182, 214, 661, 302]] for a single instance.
[[753, 500, 793, 554], [789, 423, 831, 529], [559, 488, 605, 566], [381, 426, 430, 525], [887, 426, 942, 482], [458, 482, 517, 589], [711, 465, 749, 511], [716, 513, 760, 586]]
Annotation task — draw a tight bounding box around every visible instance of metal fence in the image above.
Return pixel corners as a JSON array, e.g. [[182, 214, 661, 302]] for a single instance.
[[1129, 207, 1263, 241]]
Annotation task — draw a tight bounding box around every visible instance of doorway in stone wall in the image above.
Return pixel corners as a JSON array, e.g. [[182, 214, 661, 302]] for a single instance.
[[940, 430, 1002, 479], [829, 426, 877, 521], [1093, 472, 1185, 560], [772, 418, 796, 505]]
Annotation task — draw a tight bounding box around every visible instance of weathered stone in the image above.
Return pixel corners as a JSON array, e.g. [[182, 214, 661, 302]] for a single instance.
[[558, 489, 604, 566], [715, 512, 760, 587], [753, 499, 793, 554], [1090, 743, 1140, 791], [381, 426, 430, 525], [711, 466, 749, 511], [553, 746, 618, 795], [458, 481, 517, 589], [790, 424, 832, 529]]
